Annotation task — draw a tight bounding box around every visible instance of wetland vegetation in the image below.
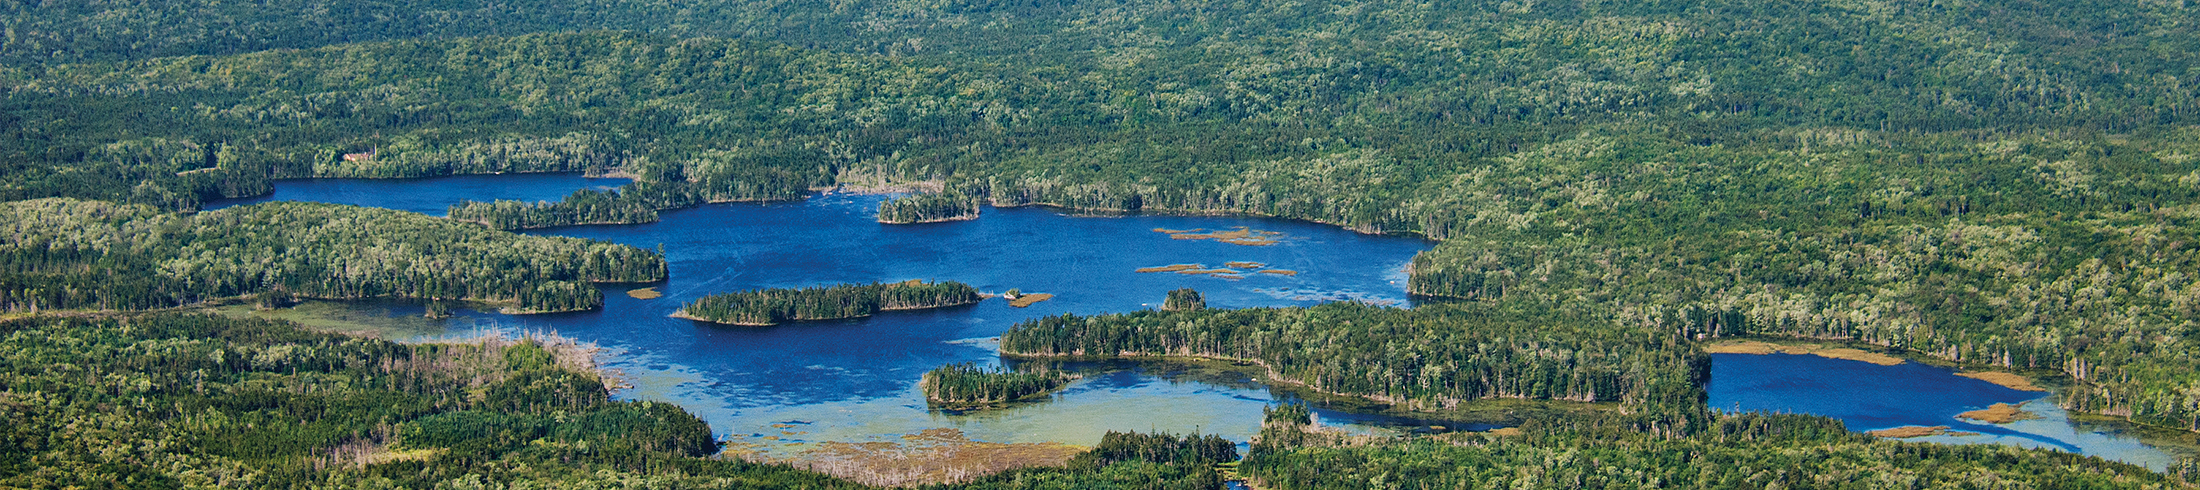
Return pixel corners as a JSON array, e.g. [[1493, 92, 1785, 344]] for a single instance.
[[677, 281, 981, 326]]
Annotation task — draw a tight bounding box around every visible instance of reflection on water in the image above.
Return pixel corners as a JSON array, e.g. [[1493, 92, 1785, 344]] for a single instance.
[[213, 178, 1436, 452], [1711, 353, 2183, 470]]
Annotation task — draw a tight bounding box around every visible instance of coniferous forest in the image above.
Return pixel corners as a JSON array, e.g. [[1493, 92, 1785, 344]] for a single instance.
[[919, 363, 1075, 409], [8, 0, 2200, 486], [678, 281, 981, 326], [0, 198, 664, 313], [878, 191, 983, 224]]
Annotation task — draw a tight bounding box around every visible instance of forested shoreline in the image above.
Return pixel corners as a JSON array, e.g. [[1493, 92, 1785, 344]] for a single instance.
[[0, 198, 665, 314], [0, 313, 863, 488], [8, 0, 2200, 484], [678, 281, 981, 326], [1000, 302, 1705, 409]]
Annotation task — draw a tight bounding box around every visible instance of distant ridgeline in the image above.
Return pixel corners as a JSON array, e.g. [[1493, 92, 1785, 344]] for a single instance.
[[919, 362, 1076, 409], [876, 191, 982, 224], [0, 198, 665, 314], [676, 280, 981, 326]]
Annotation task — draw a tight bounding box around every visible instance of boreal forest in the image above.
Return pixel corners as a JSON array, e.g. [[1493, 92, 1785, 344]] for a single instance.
[[5, 0, 2200, 487]]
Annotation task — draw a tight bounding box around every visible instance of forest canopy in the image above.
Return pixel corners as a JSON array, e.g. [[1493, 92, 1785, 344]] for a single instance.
[[0, 198, 665, 313], [6, 0, 2200, 485]]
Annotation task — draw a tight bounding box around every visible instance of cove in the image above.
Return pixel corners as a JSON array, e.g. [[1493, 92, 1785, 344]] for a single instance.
[[211, 178, 1440, 455], [1710, 352, 2183, 470]]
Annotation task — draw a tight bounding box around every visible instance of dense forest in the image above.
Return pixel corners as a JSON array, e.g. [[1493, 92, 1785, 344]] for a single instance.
[[920, 363, 1075, 409], [678, 281, 981, 326], [1242, 403, 2184, 489], [1000, 301, 1705, 409], [878, 191, 983, 224], [0, 198, 664, 313], [0, 313, 864, 489], [8, 0, 2200, 484]]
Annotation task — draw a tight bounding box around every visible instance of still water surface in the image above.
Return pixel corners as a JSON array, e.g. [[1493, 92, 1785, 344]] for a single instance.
[[216, 174, 1440, 452], [1711, 353, 2182, 470], [218, 174, 2186, 467]]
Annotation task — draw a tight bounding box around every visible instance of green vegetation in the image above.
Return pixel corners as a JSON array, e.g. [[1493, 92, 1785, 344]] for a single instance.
[[941, 431, 1238, 490], [0, 198, 664, 314], [1161, 288, 1205, 311], [9, 0, 2200, 483], [1001, 302, 1704, 408], [1243, 405, 2181, 489], [678, 280, 981, 326], [920, 363, 1075, 409], [878, 191, 983, 224], [0, 313, 862, 489]]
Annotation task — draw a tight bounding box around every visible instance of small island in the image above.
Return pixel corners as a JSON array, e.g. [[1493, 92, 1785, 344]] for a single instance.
[[675, 280, 981, 326], [1162, 288, 1205, 311], [920, 362, 1076, 409], [877, 191, 982, 224]]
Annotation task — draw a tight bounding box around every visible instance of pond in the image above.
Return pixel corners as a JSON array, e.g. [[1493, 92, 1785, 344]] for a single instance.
[[1710, 352, 2185, 470]]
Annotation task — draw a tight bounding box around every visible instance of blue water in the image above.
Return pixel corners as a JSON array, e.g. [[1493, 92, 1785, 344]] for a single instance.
[[210, 176, 2184, 469], [213, 180, 1436, 452], [1711, 353, 2179, 469], [206, 173, 631, 216]]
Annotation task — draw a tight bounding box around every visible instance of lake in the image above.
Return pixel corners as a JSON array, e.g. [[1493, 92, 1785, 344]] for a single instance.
[[213, 173, 2189, 468], [216, 174, 1444, 454]]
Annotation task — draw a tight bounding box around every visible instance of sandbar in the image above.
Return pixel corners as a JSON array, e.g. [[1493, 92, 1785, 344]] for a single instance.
[[1008, 293, 1054, 308], [1163, 226, 1283, 246], [1957, 403, 2038, 424], [626, 287, 663, 299], [1224, 261, 1266, 269], [1136, 264, 1203, 273], [1866, 425, 1949, 438], [1701, 340, 1905, 366], [1258, 269, 1299, 276], [1175, 268, 1243, 276], [1955, 372, 2048, 392]]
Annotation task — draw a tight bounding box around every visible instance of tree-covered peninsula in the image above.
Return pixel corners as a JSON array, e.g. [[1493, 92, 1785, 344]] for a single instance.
[[920, 363, 1075, 409], [1240, 404, 2183, 489], [677, 281, 981, 326], [0, 198, 665, 314], [1002, 301, 1704, 408]]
